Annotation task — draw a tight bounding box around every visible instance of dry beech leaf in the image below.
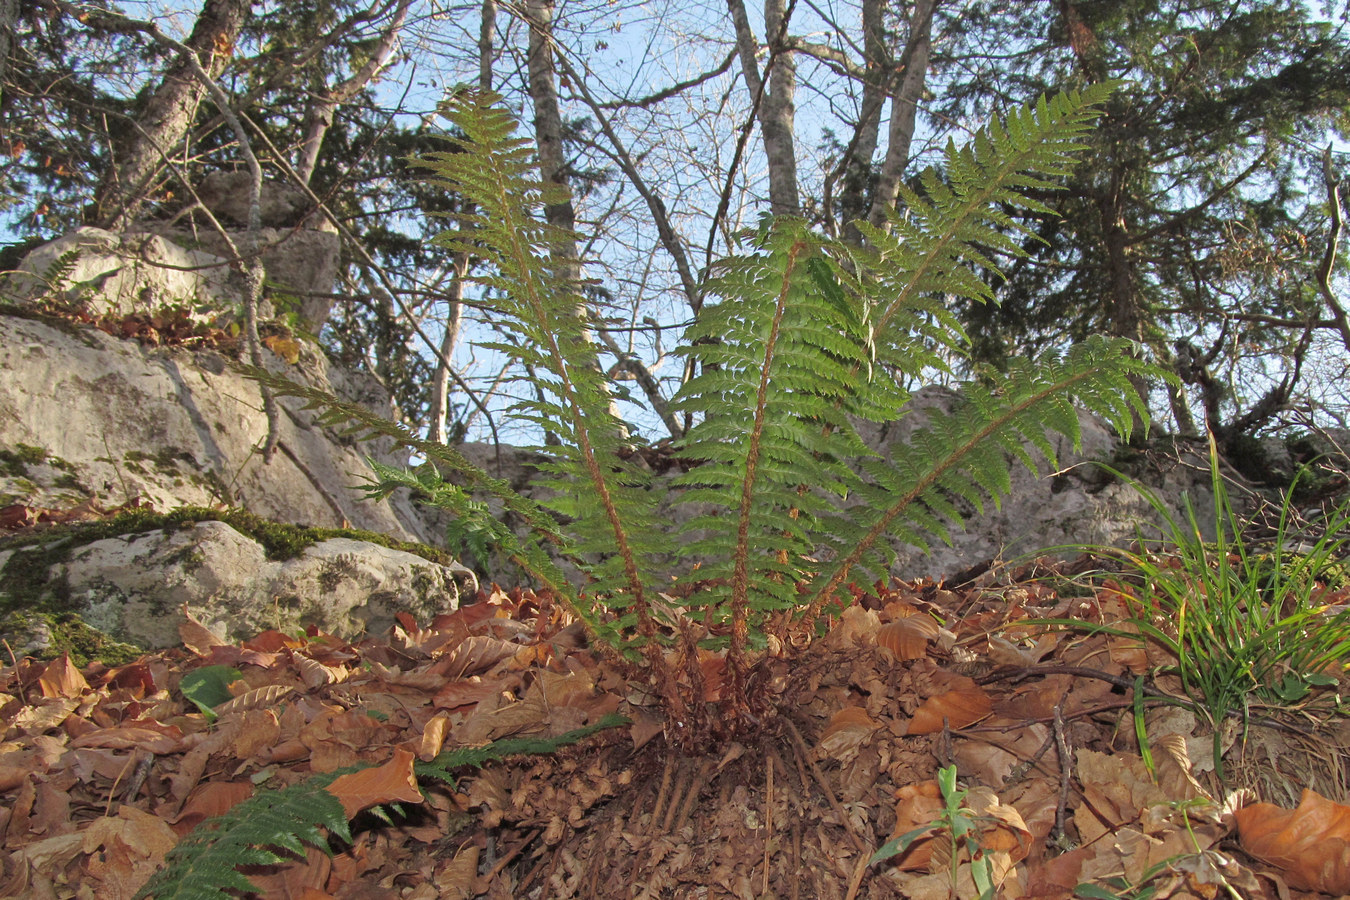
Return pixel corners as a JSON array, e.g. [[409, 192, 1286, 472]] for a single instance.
[[1234, 788, 1350, 894], [888, 780, 944, 870], [216, 683, 295, 717], [439, 635, 522, 677], [172, 780, 254, 829], [435, 844, 482, 900], [12, 696, 80, 734], [38, 653, 88, 699], [262, 333, 302, 364], [296, 654, 347, 689], [326, 748, 424, 820], [179, 604, 226, 656], [908, 678, 992, 735], [965, 786, 1032, 861], [877, 615, 937, 660], [420, 713, 451, 761], [815, 707, 880, 761], [987, 633, 1057, 667]]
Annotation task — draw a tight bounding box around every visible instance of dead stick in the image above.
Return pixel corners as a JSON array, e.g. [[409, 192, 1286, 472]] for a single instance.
[[1052, 700, 1072, 844], [763, 747, 774, 896], [783, 718, 869, 856]]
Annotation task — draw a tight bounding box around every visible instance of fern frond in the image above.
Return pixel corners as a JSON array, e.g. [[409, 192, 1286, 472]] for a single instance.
[[856, 84, 1119, 370], [134, 769, 352, 900], [414, 712, 630, 784], [672, 220, 901, 659], [804, 335, 1156, 614], [40, 249, 83, 294], [418, 91, 666, 653]]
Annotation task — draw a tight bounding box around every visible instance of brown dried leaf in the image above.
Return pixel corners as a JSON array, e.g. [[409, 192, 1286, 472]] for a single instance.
[[11, 696, 80, 735], [179, 605, 227, 656], [907, 678, 992, 735], [38, 654, 88, 700], [296, 654, 347, 689], [419, 713, 450, 761], [172, 781, 254, 831], [814, 707, 880, 762], [1235, 789, 1350, 894], [887, 780, 943, 870], [439, 635, 522, 677], [326, 748, 424, 820], [877, 616, 937, 661], [216, 683, 295, 717]]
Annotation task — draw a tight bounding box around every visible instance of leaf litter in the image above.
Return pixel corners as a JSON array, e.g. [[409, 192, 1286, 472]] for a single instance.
[[1, 559, 1350, 898]]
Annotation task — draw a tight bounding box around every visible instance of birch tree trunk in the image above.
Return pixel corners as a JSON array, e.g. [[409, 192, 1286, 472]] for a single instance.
[[429, 0, 494, 445], [727, 0, 800, 215], [866, 0, 937, 229], [94, 0, 250, 227], [294, 0, 412, 186]]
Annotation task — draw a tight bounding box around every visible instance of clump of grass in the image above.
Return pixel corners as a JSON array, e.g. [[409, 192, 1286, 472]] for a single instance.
[[1060, 436, 1350, 781]]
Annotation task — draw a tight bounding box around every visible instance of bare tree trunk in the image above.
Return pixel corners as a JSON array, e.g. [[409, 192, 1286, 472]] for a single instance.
[[727, 0, 800, 215], [431, 0, 495, 445], [94, 0, 250, 227], [524, 0, 578, 256], [294, 0, 411, 185], [430, 257, 468, 443], [0, 0, 17, 92], [836, 0, 887, 241], [1097, 166, 1150, 439], [866, 0, 937, 229]]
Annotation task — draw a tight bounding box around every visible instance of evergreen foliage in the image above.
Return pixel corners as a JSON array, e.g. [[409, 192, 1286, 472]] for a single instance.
[[416, 92, 669, 658]]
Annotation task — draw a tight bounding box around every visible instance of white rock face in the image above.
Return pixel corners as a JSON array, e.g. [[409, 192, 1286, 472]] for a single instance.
[[11, 227, 237, 318], [42, 521, 473, 648], [0, 313, 436, 544], [12, 223, 341, 331]]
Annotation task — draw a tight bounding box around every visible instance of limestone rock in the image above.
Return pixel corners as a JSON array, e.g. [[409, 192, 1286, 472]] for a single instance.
[[10, 226, 237, 319], [14, 520, 472, 648], [0, 312, 436, 544]]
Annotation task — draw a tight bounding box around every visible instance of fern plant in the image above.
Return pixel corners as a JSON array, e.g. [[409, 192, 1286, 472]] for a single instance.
[[252, 84, 1155, 740]]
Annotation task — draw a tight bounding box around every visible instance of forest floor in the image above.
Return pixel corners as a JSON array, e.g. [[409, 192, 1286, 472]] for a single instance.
[[2, 553, 1350, 900]]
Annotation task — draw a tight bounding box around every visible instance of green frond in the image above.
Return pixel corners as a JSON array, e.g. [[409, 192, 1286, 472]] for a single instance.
[[417, 91, 667, 650], [855, 83, 1119, 372], [134, 769, 352, 900], [805, 335, 1156, 609]]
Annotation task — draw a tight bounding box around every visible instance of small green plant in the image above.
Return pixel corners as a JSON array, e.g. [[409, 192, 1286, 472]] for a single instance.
[[1049, 436, 1350, 781], [250, 85, 1154, 742], [868, 765, 998, 899]]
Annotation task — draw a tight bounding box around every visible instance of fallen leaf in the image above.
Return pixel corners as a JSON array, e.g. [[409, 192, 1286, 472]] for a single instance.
[[38, 654, 89, 700], [877, 614, 938, 661], [814, 707, 880, 762], [886, 780, 944, 870], [326, 748, 424, 820], [179, 605, 227, 656], [1235, 788, 1350, 894], [908, 677, 992, 734]]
